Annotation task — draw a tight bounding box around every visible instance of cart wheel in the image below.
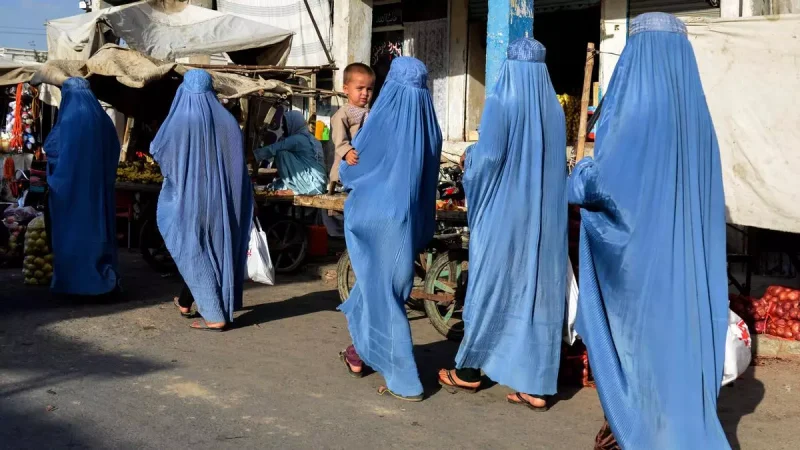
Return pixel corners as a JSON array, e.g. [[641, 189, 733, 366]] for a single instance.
[[139, 218, 177, 274], [336, 249, 427, 311], [423, 249, 468, 341], [336, 250, 355, 303], [266, 218, 307, 274]]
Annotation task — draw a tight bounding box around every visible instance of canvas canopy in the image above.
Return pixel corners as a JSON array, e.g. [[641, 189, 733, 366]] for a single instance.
[[0, 59, 41, 87], [46, 0, 293, 65], [686, 14, 800, 233], [32, 45, 292, 120]]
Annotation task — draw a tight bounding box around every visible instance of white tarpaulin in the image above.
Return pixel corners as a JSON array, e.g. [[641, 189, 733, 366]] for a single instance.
[[46, 0, 294, 65], [218, 0, 332, 67], [686, 15, 800, 233], [0, 58, 41, 87]]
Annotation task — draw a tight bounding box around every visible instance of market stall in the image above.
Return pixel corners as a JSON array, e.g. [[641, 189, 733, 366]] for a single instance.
[[293, 178, 470, 340], [0, 59, 48, 269], [32, 44, 339, 275]]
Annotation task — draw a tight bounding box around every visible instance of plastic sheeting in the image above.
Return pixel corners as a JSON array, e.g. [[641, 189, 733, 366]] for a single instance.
[[338, 57, 443, 397], [33, 45, 291, 117], [0, 59, 40, 87], [217, 0, 332, 67], [46, 0, 293, 65], [568, 14, 729, 450], [254, 110, 327, 195], [45, 78, 120, 295], [454, 38, 567, 396], [151, 70, 253, 324], [685, 14, 800, 233]]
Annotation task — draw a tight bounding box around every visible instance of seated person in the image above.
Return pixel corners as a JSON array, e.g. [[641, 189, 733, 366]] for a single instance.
[[254, 111, 328, 195]]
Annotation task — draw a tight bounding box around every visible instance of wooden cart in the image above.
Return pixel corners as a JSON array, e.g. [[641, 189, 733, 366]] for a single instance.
[[294, 193, 470, 340]]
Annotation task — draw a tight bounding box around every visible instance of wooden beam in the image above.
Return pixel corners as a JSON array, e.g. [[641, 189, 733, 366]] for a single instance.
[[575, 42, 596, 162]]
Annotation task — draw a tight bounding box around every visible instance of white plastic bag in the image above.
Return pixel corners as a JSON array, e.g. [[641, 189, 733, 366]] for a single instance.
[[247, 217, 275, 285], [722, 309, 752, 386], [564, 256, 580, 345]]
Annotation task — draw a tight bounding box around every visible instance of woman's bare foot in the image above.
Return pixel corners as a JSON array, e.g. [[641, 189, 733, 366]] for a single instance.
[[173, 297, 192, 317], [348, 361, 362, 373], [189, 320, 227, 331], [438, 369, 481, 393], [506, 392, 548, 411]]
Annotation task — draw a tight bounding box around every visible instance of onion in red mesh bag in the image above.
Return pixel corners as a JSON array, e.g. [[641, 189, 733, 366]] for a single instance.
[[789, 291, 800, 302]]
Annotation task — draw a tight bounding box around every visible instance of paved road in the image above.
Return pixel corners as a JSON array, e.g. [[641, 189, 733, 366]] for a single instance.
[[0, 254, 797, 449]]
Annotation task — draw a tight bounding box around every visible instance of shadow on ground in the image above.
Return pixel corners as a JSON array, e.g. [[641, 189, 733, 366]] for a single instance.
[[719, 366, 766, 450]]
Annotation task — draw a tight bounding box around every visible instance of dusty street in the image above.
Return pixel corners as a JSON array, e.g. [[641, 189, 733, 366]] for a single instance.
[[1, 253, 798, 450]]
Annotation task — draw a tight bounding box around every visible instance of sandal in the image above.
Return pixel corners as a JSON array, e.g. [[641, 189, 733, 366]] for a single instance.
[[189, 320, 227, 332], [173, 297, 194, 318], [377, 386, 423, 402], [339, 348, 364, 378], [507, 392, 549, 412], [438, 369, 480, 394]]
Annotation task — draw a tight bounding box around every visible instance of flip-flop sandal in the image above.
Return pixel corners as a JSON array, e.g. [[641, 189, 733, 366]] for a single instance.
[[339, 350, 364, 378], [377, 386, 424, 402], [189, 320, 227, 332], [507, 392, 549, 412], [438, 369, 479, 394], [173, 298, 195, 318]]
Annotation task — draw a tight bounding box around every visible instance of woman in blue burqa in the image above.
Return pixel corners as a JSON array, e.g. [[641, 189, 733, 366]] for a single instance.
[[436, 38, 567, 411], [46, 77, 120, 296], [337, 57, 442, 401], [569, 13, 729, 449], [254, 110, 327, 195], [151, 69, 253, 332]]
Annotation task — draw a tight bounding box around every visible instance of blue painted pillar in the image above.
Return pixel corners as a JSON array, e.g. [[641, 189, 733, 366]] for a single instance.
[[485, 0, 534, 94]]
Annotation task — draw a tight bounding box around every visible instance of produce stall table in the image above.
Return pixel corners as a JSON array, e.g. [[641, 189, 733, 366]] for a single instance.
[[254, 190, 312, 274], [294, 193, 469, 340]]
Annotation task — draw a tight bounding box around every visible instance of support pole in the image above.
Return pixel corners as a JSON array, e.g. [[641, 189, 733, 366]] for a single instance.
[[575, 42, 596, 162], [485, 0, 533, 94]]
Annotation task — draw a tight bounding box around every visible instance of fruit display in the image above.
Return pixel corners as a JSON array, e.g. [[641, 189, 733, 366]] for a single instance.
[[117, 160, 163, 184], [557, 94, 580, 144], [22, 215, 53, 286]]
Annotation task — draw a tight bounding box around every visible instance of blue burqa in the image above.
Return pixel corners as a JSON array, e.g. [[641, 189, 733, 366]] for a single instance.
[[254, 110, 328, 195], [338, 57, 442, 397], [151, 70, 253, 324], [46, 77, 120, 295], [568, 14, 729, 449], [454, 38, 567, 395]]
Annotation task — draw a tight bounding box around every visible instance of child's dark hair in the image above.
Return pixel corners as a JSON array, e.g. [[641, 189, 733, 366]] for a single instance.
[[343, 63, 375, 84]]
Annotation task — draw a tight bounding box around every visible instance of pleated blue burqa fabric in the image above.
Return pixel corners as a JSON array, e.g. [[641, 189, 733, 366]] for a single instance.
[[454, 38, 567, 395], [568, 13, 729, 449], [338, 57, 443, 397], [46, 77, 120, 295], [254, 110, 328, 195], [151, 70, 253, 324]]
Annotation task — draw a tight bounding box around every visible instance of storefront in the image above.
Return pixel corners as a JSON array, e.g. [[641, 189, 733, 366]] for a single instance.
[[331, 0, 721, 149]]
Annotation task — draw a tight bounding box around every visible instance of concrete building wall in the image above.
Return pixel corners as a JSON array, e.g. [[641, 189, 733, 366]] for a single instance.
[[332, 0, 373, 91]]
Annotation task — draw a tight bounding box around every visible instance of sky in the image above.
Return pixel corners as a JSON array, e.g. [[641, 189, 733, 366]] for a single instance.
[[0, 0, 82, 50]]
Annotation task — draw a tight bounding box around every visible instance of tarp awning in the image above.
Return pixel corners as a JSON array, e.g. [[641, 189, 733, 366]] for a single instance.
[[46, 0, 294, 65], [32, 45, 292, 120], [0, 59, 41, 87], [687, 14, 800, 233]]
